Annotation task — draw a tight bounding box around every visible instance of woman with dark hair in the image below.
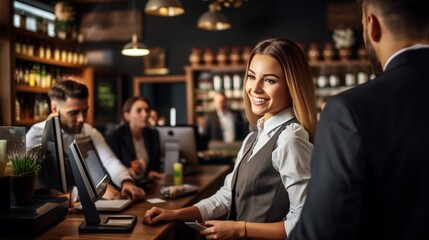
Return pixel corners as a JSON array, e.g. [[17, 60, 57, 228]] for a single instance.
[[106, 96, 164, 186], [143, 38, 317, 239]]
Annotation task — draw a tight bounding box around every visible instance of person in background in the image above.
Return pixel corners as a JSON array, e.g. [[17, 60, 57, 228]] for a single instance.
[[143, 38, 317, 239], [26, 78, 145, 201], [289, 0, 429, 239], [106, 96, 164, 184], [202, 91, 248, 143], [148, 109, 159, 127]]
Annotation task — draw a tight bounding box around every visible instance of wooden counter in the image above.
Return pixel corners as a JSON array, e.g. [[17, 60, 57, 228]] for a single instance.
[[33, 164, 231, 240]]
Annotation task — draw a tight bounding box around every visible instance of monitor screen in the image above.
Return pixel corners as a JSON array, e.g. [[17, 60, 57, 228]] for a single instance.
[[68, 136, 136, 233], [39, 115, 69, 193], [68, 136, 109, 202], [155, 125, 199, 166]]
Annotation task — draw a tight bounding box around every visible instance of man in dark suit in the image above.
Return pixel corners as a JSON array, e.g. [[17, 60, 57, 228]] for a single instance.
[[289, 0, 429, 239], [202, 91, 248, 143]]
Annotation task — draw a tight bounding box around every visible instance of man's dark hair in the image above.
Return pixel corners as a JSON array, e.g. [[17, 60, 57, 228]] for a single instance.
[[357, 0, 429, 40], [48, 79, 89, 102]]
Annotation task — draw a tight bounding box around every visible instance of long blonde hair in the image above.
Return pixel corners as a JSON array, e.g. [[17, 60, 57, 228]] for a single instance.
[[242, 38, 317, 142]]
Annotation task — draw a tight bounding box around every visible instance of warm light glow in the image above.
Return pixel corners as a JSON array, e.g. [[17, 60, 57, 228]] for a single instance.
[[197, 10, 231, 31], [122, 34, 150, 57], [145, 0, 185, 17]]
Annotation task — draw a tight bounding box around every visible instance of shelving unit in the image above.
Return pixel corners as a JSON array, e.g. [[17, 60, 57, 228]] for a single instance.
[[0, 0, 88, 126], [185, 59, 372, 124]]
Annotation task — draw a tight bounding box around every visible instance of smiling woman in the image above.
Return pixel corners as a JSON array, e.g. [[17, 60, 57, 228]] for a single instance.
[[142, 38, 317, 240]]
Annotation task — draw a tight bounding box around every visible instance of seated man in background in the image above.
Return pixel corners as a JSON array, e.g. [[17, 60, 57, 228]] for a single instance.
[[201, 91, 248, 144], [26, 78, 145, 201]]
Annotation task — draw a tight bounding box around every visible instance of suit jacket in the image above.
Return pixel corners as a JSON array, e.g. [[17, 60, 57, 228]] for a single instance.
[[203, 110, 248, 142], [105, 123, 162, 175], [290, 48, 429, 240]]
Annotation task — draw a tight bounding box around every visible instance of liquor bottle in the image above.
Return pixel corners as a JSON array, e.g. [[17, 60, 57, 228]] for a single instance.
[[54, 46, 60, 61], [15, 99, 21, 121]]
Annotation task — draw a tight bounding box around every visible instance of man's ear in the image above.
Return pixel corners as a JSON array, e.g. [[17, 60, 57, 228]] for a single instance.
[[367, 14, 382, 43], [51, 101, 58, 113]]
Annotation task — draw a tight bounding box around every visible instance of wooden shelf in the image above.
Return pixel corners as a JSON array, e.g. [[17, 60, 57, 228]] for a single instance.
[[185, 60, 371, 124], [15, 86, 49, 93], [184, 65, 246, 72], [315, 86, 353, 97], [13, 27, 79, 46], [14, 118, 44, 126], [16, 54, 85, 68], [309, 59, 370, 67]]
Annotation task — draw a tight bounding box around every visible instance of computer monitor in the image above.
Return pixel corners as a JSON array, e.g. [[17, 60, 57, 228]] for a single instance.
[[68, 136, 136, 233], [155, 125, 199, 175], [38, 115, 69, 194]]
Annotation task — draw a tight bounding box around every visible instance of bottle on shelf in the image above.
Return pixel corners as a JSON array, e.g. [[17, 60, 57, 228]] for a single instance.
[[23, 68, 29, 86], [45, 46, 52, 60], [189, 47, 201, 66], [54, 45, 61, 61], [38, 43, 45, 59], [329, 67, 340, 87], [232, 74, 241, 98], [27, 39, 34, 57], [28, 66, 35, 87], [33, 98, 40, 120], [229, 46, 241, 65], [61, 48, 67, 62], [223, 74, 232, 98], [357, 70, 368, 85], [316, 66, 328, 88], [344, 66, 356, 87], [15, 99, 21, 121], [213, 74, 222, 91]]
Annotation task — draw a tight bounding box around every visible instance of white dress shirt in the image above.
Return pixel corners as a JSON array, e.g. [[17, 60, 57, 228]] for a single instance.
[[26, 121, 132, 187], [194, 108, 313, 235], [217, 109, 236, 143]]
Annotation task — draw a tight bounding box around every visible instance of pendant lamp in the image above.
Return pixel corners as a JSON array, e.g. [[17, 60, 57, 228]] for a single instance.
[[145, 0, 185, 17], [121, 33, 150, 56], [197, 3, 231, 31], [122, 1, 150, 57]]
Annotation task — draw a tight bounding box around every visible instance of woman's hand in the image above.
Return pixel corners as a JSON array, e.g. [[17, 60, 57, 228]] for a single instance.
[[201, 220, 245, 240], [143, 207, 177, 225]]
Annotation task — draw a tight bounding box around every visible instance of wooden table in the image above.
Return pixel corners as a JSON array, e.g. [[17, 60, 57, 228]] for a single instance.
[[32, 164, 231, 240]]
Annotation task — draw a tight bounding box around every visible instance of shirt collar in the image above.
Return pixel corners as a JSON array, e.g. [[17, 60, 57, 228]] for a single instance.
[[256, 107, 295, 135], [384, 44, 429, 71]]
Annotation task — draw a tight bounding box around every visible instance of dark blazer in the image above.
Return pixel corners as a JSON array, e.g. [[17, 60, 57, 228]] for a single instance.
[[203, 110, 248, 142], [290, 48, 429, 240], [105, 123, 162, 175]]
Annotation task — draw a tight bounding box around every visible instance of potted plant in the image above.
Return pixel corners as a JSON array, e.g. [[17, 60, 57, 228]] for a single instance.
[[9, 148, 42, 206]]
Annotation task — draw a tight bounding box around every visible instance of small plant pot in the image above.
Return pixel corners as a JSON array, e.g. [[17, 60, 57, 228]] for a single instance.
[[11, 173, 36, 206]]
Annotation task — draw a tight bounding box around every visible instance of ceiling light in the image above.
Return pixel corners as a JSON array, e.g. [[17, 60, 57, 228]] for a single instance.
[[145, 0, 185, 17], [197, 3, 231, 31], [121, 34, 150, 56]]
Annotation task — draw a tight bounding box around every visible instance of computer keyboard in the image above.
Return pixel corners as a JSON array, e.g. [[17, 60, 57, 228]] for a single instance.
[[75, 199, 132, 212]]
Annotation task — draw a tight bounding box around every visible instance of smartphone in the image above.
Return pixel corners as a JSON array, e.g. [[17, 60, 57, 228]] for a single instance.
[[185, 221, 207, 231]]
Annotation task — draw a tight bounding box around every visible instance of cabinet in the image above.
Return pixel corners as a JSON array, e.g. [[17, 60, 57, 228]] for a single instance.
[[185, 60, 372, 124], [0, 0, 88, 126], [185, 65, 246, 124]]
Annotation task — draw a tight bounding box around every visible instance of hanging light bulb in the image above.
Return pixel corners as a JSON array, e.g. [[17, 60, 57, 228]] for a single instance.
[[145, 0, 185, 17], [197, 2, 231, 31], [122, 34, 150, 56]]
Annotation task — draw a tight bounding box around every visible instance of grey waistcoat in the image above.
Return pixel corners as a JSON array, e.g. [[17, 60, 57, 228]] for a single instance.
[[227, 118, 296, 222]]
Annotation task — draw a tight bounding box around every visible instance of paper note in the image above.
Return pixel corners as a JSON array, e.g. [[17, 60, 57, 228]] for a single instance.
[[146, 198, 166, 204]]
